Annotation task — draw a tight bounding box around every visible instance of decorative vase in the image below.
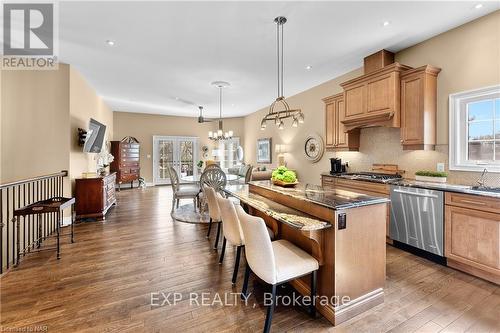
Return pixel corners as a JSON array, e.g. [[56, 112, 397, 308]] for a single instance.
[[99, 165, 109, 176]]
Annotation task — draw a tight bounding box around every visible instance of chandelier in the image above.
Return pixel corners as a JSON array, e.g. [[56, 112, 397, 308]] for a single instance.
[[208, 81, 233, 141], [261, 16, 304, 131]]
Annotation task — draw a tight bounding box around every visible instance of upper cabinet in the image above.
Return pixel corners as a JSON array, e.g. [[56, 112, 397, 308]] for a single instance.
[[400, 65, 441, 150], [333, 49, 441, 150], [323, 93, 360, 151], [340, 63, 412, 132]]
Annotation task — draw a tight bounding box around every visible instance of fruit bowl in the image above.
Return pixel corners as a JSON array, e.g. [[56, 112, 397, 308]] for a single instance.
[[271, 179, 299, 187]]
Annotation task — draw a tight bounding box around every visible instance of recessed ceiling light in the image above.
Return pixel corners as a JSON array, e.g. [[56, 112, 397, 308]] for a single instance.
[[382, 21, 390, 27], [305, 65, 312, 70], [175, 97, 179, 100], [105, 40, 115, 46], [474, 3, 483, 9]]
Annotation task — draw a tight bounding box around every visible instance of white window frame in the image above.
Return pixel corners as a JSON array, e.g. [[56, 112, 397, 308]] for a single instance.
[[449, 85, 500, 172]]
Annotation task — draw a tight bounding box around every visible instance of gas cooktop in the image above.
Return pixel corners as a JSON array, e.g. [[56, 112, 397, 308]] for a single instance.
[[340, 172, 403, 183]]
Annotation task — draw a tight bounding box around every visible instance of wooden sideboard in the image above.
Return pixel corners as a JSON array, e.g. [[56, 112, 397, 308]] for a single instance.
[[110, 138, 140, 190], [75, 173, 117, 220]]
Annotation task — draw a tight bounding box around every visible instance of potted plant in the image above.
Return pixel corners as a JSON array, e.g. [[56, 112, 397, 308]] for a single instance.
[[415, 170, 448, 183], [271, 166, 298, 187], [197, 160, 204, 173], [96, 150, 114, 176]]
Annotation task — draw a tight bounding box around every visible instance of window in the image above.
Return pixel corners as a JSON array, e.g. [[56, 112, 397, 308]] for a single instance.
[[449, 85, 500, 172]]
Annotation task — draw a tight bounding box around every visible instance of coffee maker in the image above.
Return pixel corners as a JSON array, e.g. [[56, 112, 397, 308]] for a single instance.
[[330, 158, 343, 174]]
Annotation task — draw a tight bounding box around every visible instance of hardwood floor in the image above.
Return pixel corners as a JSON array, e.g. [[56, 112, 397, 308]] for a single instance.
[[1, 186, 499, 333]]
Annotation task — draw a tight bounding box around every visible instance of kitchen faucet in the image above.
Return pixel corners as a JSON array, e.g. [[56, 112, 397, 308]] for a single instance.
[[476, 168, 488, 188]]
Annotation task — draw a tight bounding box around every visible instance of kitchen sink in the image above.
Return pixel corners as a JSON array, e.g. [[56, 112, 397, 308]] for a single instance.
[[470, 186, 500, 193]]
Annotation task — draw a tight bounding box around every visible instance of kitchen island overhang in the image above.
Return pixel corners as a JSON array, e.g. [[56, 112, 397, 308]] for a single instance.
[[224, 180, 390, 325]]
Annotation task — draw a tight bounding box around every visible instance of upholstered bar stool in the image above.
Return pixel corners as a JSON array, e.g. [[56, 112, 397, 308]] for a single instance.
[[203, 186, 223, 249], [217, 196, 277, 284], [236, 206, 319, 333], [216, 196, 245, 284]]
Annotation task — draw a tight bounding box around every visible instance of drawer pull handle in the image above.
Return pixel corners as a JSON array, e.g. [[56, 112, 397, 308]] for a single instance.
[[458, 199, 486, 205]]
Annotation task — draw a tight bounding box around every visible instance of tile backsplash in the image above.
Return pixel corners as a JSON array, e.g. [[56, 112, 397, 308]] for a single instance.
[[335, 127, 500, 187]]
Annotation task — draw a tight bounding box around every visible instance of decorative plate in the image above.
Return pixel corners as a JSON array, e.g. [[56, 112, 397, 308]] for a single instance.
[[303, 134, 324, 163]]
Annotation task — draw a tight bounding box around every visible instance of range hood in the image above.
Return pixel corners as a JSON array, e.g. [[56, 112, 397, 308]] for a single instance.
[[339, 50, 412, 131]]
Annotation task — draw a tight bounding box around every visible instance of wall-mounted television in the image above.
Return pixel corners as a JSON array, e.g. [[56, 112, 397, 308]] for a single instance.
[[83, 118, 106, 153]]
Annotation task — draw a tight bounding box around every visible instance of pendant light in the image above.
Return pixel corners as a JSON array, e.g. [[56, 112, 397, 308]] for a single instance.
[[208, 81, 233, 141], [260, 16, 304, 130]]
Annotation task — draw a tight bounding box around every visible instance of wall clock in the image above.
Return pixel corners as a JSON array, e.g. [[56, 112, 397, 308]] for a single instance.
[[304, 134, 324, 163]]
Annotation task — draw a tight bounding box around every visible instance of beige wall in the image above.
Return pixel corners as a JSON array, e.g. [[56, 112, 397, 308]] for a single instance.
[[69, 66, 114, 189], [0, 64, 114, 192], [113, 112, 245, 183], [1, 65, 70, 185], [395, 10, 500, 145], [244, 69, 363, 185], [244, 10, 500, 187]]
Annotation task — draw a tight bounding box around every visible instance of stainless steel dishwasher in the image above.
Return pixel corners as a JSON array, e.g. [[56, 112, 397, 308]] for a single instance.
[[390, 185, 444, 256]]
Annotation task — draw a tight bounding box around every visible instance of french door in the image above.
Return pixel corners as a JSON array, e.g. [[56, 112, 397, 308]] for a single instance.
[[153, 136, 199, 185]]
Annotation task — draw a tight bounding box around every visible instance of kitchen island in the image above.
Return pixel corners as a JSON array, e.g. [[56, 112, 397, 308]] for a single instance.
[[224, 180, 390, 325]]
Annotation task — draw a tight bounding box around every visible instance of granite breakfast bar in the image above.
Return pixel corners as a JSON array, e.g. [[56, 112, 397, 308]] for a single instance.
[[224, 180, 390, 325]]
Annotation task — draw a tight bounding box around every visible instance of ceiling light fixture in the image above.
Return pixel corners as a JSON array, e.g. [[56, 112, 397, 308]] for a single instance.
[[474, 3, 483, 9], [260, 16, 304, 131], [105, 40, 115, 46], [306, 65, 312, 70], [383, 21, 390, 27], [208, 81, 233, 141]]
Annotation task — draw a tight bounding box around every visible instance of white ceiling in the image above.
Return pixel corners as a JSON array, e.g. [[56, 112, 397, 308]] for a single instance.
[[59, 1, 499, 118]]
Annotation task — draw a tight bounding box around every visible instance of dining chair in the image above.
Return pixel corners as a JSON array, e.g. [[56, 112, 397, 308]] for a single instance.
[[203, 186, 223, 249], [235, 206, 319, 333], [167, 166, 200, 213], [205, 164, 221, 170], [199, 167, 227, 212]]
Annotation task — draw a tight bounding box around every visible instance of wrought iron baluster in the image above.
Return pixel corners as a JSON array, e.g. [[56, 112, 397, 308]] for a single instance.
[[23, 183, 26, 256], [1, 189, 3, 273], [28, 183, 32, 253], [12, 186, 17, 268], [6, 188, 9, 270], [44, 179, 48, 240]]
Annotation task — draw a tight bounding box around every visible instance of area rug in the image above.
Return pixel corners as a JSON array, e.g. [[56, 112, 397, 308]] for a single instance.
[[171, 203, 210, 224]]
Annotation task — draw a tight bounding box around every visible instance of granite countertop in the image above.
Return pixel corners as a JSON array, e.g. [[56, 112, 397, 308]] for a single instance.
[[321, 172, 500, 199], [223, 184, 331, 231], [248, 180, 390, 210]]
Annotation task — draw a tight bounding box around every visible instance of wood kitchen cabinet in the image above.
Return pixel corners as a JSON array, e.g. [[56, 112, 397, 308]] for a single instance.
[[340, 63, 412, 132], [323, 93, 360, 151], [445, 192, 500, 284], [321, 175, 392, 243], [400, 65, 441, 150]]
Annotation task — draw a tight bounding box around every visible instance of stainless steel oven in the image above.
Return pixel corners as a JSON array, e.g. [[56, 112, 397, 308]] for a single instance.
[[390, 185, 444, 256]]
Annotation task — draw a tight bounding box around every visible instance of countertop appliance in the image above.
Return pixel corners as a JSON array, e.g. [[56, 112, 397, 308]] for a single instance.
[[330, 158, 343, 174], [390, 185, 444, 256], [342, 172, 402, 183]]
